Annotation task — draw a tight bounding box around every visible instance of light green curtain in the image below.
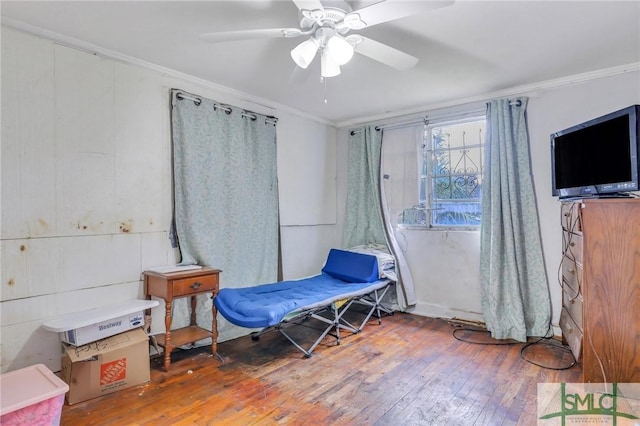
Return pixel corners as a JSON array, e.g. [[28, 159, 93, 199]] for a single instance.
[[345, 125, 416, 309], [171, 89, 279, 343], [344, 126, 386, 248], [480, 97, 551, 342]]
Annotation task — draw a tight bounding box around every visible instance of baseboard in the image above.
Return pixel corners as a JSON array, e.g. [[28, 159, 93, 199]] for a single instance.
[[406, 302, 485, 324], [406, 302, 563, 338]]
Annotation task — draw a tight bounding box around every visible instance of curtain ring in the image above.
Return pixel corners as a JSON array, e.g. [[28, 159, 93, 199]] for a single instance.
[[176, 92, 202, 106], [213, 104, 232, 114], [242, 111, 257, 121]]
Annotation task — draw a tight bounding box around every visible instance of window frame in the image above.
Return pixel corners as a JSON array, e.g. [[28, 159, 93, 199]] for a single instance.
[[420, 114, 486, 230]]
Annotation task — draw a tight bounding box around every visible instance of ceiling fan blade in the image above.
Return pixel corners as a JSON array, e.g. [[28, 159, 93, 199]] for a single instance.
[[353, 0, 454, 28], [291, 0, 325, 12], [199, 28, 301, 43], [355, 36, 419, 71]]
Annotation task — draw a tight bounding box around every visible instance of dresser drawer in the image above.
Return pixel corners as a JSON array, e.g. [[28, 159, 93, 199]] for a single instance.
[[561, 202, 582, 233], [173, 273, 219, 297], [562, 230, 583, 264], [560, 308, 582, 361], [562, 284, 583, 331], [561, 255, 582, 295]]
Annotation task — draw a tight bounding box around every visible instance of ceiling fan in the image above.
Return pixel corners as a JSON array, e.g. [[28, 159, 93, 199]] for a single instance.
[[199, 0, 454, 79]]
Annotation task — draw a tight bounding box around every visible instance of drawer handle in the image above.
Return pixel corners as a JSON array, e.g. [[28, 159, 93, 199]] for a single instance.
[[568, 268, 575, 275], [570, 242, 575, 247], [190, 282, 203, 289]]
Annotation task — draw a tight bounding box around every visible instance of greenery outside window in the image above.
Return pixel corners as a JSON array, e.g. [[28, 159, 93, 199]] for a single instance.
[[399, 115, 486, 229]]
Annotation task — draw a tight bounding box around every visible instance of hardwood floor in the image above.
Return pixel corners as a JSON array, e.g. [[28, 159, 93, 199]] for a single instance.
[[61, 312, 581, 425]]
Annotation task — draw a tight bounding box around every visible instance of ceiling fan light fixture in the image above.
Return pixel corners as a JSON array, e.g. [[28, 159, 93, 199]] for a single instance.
[[321, 52, 341, 78], [326, 35, 354, 66], [291, 37, 319, 69]]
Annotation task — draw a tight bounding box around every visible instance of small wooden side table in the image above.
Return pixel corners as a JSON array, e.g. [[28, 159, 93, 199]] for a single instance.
[[143, 267, 222, 372]]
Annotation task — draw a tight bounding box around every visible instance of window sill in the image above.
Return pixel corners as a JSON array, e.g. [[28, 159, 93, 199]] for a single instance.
[[397, 224, 481, 232]]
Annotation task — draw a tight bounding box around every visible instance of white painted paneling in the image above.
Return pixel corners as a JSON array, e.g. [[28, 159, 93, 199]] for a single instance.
[[2, 234, 142, 301], [140, 231, 177, 270], [50, 281, 142, 314], [1, 321, 61, 372], [57, 234, 141, 292], [1, 28, 56, 239], [54, 44, 116, 236], [114, 63, 167, 234], [1, 238, 61, 301], [1, 281, 142, 326], [2, 295, 61, 327], [277, 111, 337, 226], [279, 225, 340, 279]]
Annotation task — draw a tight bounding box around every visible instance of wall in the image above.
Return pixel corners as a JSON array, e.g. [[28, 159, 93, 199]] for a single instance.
[[336, 69, 640, 331], [277, 112, 340, 279], [527, 71, 640, 329], [0, 27, 339, 373]]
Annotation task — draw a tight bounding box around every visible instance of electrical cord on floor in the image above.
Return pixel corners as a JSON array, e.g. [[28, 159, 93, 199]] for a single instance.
[[452, 327, 520, 345], [449, 322, 577, 370], [520, 335, 577, 370]]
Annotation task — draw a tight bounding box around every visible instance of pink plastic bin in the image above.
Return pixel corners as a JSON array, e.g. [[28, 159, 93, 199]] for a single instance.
[[0, 364, 69, 426]]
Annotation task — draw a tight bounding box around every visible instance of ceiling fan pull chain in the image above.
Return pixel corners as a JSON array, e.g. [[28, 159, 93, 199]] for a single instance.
[[323, 78, 328, 104]]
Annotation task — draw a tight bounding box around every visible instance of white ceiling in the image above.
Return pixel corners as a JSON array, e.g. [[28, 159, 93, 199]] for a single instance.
[[2, 1, 639, 125]]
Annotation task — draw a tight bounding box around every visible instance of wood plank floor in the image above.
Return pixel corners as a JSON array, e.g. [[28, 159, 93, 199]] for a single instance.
[[61, 312, 581, 425]]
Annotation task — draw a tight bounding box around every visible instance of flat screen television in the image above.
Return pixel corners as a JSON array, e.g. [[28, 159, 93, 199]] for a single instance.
[[551, 105, 640, 199]]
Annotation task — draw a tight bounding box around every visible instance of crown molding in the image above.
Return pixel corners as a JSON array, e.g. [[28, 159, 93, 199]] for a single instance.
[[336, 62, 640, 129]]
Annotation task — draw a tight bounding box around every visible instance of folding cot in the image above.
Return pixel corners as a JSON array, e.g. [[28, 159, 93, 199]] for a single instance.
[[214, 248, 394, 357]]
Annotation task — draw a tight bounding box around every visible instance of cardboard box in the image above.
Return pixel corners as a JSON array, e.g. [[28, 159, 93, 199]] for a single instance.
[[61, 328, 150, 405], [0, 364, 68, 426]]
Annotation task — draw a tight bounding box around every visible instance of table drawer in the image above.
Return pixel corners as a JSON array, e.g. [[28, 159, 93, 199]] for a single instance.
[[563, 231, 583, 264], [561, 202, 582, 233], [562, 284, 583, 331], [560, 308, 582, 362], [173, 273, 218, 297], [561, 255, 582, 295]]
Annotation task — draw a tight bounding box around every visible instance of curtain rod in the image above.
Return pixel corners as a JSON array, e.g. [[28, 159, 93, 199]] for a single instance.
[[349, 99, 523, 136], [350, 118, 425, 136], [175, 91, 278, 125]]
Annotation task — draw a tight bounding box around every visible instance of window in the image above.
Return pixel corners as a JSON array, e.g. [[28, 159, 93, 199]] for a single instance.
[[399, 115, 486, 228]]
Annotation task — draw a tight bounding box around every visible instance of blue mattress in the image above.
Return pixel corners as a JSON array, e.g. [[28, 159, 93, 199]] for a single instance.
[[214, 273, 390, 328]]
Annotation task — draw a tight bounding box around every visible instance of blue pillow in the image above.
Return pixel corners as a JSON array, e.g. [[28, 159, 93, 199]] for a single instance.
[[321, 249, 379, 283]]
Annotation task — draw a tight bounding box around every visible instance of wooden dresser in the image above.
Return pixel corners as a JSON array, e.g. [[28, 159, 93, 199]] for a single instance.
[[559, 198, 640, 383], [144, 267, 221, 372]]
